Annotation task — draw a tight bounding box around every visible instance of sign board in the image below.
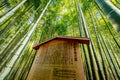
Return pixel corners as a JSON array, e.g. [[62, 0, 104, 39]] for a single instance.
[[27, 36, 90, 80]]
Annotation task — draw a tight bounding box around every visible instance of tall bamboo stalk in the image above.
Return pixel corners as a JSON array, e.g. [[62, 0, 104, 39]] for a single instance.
[[0, 0, 27, 23], [0, 0, 51, 79], [95, 0, 120, 34]]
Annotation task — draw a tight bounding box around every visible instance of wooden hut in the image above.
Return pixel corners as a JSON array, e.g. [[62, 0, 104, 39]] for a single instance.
[[27, 36, 90, 80]]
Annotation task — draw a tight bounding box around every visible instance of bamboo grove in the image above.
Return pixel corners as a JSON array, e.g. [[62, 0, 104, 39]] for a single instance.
[[0, 0, 120, 80]]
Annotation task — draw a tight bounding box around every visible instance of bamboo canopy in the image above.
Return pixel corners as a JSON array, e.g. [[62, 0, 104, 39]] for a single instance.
[[0, 0, 120, 80]]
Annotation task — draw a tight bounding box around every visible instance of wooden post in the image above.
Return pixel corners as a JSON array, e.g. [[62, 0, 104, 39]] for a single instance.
[[27, 36, 90, 80]]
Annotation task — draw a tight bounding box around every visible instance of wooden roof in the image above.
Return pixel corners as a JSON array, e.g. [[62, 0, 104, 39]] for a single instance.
[[33, 36, 90, 50]]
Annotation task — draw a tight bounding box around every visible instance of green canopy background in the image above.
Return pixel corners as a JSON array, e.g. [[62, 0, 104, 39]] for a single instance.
[[0, 0, 120, 79]]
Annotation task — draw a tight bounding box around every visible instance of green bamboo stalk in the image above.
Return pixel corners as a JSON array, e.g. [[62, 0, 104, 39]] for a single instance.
[[78, 3, 100, 80], [0, 0, 51, 79], [0, 23, 32, 65], [74, 1, 94, 79], [88, 7, 106, 80], [0, 27, 22, 54], [95, 0, 120, 34], [97, 7, 120, 49], [98, 34, 115, 80], [106, 38, 120, 68], [0, 4, 33, 39], [0, 0, 27, 23], [0, 3, 41, 64], [5, 42, 33, 79], [99, 32, 119, 79]]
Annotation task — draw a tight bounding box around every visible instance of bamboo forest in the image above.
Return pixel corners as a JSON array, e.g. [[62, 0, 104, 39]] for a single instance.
[[0, 0, 120, 80]]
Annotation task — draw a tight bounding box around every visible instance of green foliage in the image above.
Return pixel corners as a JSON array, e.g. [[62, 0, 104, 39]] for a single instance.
[[0, 0, 120, 79], [55, 22, 67, 35]]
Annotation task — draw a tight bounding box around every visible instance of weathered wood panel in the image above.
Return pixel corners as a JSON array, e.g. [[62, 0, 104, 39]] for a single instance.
[[27, 39, 86, 80]]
